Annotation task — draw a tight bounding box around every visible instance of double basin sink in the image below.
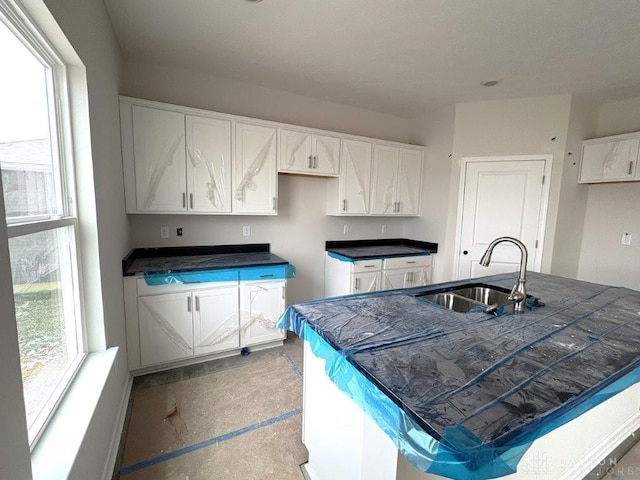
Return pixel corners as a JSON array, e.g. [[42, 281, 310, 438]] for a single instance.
[[418, 284, 522, 314]]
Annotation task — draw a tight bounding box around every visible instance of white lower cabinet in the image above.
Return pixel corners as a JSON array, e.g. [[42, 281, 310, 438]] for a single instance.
[[241, 280, 286, 346], [125, 275, 287, 372], [381, 256, 432, 289], [325, 254, 432, 297], [194, 286, 240, 356], [138, 291, 194, 366]]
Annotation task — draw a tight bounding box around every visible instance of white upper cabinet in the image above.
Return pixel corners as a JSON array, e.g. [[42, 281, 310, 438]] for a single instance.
[[186, 115, 232, 213], [326, 139, 373, 215], [131, 105, 186, 212], [579, 133, 640, 183], [279, 129, 340, 176], [233, 122, 278, 215], [371, 145, 423, 215]]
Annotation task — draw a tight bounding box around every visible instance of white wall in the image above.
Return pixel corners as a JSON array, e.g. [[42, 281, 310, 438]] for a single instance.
[[405, 105, 455, 283], [436, 95, 574, 280], [577, 96, 640, 291], [549, 96, 597, 278], [121, 61, 419, 304], [0, 0, 129, 478]]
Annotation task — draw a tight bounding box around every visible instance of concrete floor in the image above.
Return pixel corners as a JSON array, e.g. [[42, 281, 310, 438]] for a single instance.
[[117, 336, 308, 479]]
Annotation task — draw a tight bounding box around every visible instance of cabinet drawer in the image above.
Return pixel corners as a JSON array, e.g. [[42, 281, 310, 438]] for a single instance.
[[352, 259, 382, 273], [383, 255, 431, 270], [239, 264, 290, 282]]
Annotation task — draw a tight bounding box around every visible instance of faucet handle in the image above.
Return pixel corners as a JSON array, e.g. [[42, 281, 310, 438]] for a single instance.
[[508, 283, 525, 302]]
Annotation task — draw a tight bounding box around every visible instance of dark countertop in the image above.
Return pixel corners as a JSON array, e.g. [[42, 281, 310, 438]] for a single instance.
[[122, 244, 290, 276], [282, 272, 640, 451], [326, 238, 438, 260]]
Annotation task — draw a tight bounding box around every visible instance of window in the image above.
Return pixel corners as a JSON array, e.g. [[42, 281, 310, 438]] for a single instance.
[[0, 8, 85, 445]]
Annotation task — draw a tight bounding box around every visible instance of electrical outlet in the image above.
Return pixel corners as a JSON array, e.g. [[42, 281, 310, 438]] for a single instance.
[[177, 227, 183, 237], [343, 225, 349, 235], [160, 226, 169, 239], [381, 224, 387, 234], [622, 233, 632, 245], [243, 225, 251, 237]]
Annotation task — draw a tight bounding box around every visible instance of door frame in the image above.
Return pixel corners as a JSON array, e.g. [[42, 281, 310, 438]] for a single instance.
[[453, 154, 553, 280]]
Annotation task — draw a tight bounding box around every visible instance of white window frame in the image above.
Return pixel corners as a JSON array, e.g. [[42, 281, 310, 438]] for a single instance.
[[0, 0, 88, 447]]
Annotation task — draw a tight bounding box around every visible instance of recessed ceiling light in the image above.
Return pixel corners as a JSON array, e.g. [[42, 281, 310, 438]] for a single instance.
[[480, 80, 500, 87]]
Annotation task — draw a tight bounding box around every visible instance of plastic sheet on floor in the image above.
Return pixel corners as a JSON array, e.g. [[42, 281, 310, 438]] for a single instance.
[[276, 272, 640, 479]]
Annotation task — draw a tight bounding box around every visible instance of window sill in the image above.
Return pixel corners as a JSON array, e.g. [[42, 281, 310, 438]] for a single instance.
[[31, 347, 119, 480]]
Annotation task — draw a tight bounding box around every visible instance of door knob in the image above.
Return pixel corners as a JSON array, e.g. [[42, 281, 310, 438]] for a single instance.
[[463, 250, 468, 255]]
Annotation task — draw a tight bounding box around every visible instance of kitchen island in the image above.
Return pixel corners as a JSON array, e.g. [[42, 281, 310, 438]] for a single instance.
[[278, 272, 640, 479]]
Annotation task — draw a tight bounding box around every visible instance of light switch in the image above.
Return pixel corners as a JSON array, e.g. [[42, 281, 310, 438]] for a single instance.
[[621, 233, 632, 245]]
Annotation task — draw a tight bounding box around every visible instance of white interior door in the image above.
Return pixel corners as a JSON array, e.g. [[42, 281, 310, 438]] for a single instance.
[[457, 158, 548, 280]]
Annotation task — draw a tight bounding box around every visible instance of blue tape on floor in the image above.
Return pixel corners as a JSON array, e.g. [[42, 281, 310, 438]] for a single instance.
[[282, 352, 303, 381], [119, 408, 302, 476]]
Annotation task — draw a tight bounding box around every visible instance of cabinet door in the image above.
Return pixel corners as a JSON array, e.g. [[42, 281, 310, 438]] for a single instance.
[[579, 138, 640, 183], [279, 129, 313, 173], [370, 145, 399, 214], [311, 134, 340, 175], [340, 139, 373, 214], [193, 286, 239, 355], [138, 292, 193, 366], [234, 122, 278, 214], [132, 106, 186, 212], [241, 281, 286, 346], [351, 272, 381, 294], [382, 269, 408, 289], [396, 149, 422, 215], [186, 115, 232, 213]]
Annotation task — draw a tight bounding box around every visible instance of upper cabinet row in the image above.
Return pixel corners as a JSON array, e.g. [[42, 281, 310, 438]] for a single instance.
[[120, 97, 424, 216], [579, 131, 640, 183]]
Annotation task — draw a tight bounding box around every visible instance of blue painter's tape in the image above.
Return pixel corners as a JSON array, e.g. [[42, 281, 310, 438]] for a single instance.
[[239, 263, 296, 281], [143, 263, 296, 286], [144, 269, 239, 285], [327, 251, 355, 263], [276, 305, 640, 480]]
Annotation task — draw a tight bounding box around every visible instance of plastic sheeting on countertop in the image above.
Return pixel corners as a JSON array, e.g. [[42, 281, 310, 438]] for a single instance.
[[144, 263, 296, 285], [277, 272, 640, 479]]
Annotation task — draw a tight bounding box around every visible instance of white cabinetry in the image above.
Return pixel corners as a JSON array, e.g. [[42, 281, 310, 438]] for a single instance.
[[138, 291, 194, 366], [279, 129, 340, 176], [241, 280, 286, 346], [371, 146, 423, 215], [234, 122, 278, 214], [325, 254, 432, 297], [124, 273, 287, 372], [381, 256, 432, 289], [122, 103, 233, 214], [579, 133, 640, 183], [128, 105, 186, 212], [326, 139, 373, 215], [121, 98, 276, 215], [186, 115, 232, 213], [194, 286, 240, 355]]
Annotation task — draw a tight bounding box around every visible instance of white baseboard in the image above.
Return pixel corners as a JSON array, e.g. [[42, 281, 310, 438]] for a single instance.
[[101, 372, 134, 480]]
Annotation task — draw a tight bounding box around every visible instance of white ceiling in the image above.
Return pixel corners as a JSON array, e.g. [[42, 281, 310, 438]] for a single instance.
[[103, 0, 640, 117]]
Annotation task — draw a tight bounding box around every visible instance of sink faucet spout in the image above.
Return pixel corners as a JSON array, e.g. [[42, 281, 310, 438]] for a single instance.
[[480, 237, 528, 313]]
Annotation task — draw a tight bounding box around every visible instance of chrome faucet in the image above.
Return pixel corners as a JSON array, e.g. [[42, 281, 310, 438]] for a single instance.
[[480, 237, 528, 314]]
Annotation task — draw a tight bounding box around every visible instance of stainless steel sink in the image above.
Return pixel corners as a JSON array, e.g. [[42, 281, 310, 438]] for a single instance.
[[422, 292, 489, 313], [418, 284, 518, 314], [449, 286, 513, 306]]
